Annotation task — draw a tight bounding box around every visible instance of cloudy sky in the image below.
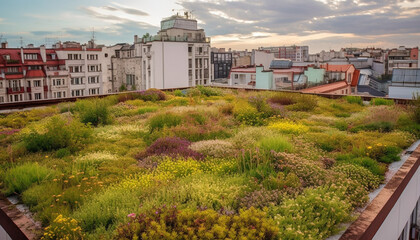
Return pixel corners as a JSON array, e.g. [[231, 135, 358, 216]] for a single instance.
[[1, 0, 420, 53]]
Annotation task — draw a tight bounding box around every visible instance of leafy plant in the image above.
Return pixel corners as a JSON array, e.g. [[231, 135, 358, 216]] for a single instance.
[[148, 113, 182, 133], [75, 98, 114, 126], [3, 162, 55, 195], [22, 116, 93, 152], [137, 137, 203, 160], [345, 96, 363, 105], [371, 98, 394, 106], [114, 206, 278, 240]]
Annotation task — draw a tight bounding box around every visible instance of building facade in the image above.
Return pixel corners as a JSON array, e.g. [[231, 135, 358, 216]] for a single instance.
[[142, 13, 211, 88], [0, 43, 69, 103], [259, 45, 309, 62], [211, 51, 232, 80]]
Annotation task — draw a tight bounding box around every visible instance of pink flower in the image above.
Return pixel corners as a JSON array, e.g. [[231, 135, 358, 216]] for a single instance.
[[127, 213, 136, 218]]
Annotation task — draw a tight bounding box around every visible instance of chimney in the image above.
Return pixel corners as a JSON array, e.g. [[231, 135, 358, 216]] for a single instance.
[[40, 45, 47, 63], [134, 35, 138, 44], [1, 42, 7, 48]]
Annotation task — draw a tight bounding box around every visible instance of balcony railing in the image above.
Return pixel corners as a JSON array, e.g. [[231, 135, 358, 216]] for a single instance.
[[6, 87, 24, 94]]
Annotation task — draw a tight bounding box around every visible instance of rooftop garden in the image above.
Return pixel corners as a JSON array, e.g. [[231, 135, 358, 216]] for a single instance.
[[0, 87, 419, 240]]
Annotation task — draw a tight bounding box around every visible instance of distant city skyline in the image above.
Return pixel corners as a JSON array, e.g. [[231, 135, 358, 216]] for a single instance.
[[1, 0, 420, 53]]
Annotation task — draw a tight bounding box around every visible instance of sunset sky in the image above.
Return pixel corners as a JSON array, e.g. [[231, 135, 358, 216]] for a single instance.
[[1, 0, 420, 53]]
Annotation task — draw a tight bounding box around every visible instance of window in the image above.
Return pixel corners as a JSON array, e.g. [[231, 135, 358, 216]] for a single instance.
[[68, 54, 82, 60], [234, 74, 238, 79], [0, 81, 2, 88], [88, 76, 99, 84], [7, 67, 19, 73], [126, 74, 135, 85], [3, 55, 10, 60], [0, 96, 4, 103], [89, 88, 99, 95], [88, 65, 101, 72], [53, 79, 65, 86], [71, 77, 84, 85], [87, 54, 98, 60], [72, 89, 84, 97], [105, 53, 108, 57], [69, 66, 83, 73], [34, 80, 41, 87], [35, 93, 42, 100], [24, 54, 38, 60]]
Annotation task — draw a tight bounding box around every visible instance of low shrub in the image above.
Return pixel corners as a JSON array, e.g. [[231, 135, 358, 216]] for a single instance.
[[148, 113, 182, 133], [366, 143, 401, 163], [274, 186, 352, 240], [137, 137, 203, 160], [239, 188, 283, 209], [161, 97, 189, 107], [189, 140, 236, 158], [168, 122, 232, 142], [248, 95, 274, 117], [197, 85, 223, 97], [41, 215, 83, 240], [286, 95, 317, 111], [345, 96, 363, 105], [273, 152, 329, 187], [308, 131, 352, 152], [268, 120, 309, 134], [114, 206, 278, 240], [258, 135, 294, 153], [337, 156, 386, 177], [269, 93, 297, 105], [75, 98, 113, 126], [173, 89, 185, 97], [371, 98, 394, 106], [334, 120, 348, 131], [350, 121, 394, 133], [233, 100, 266, 126], [413, 97, 420, 124], [262, 172, 302, 193], [22, 116, 93, 152], [137, 106, 158, 115], [332, 163, 382, 191], [3, 162, 54, 195], [135, 88, 166, 101], [55, 148, 71, 158]]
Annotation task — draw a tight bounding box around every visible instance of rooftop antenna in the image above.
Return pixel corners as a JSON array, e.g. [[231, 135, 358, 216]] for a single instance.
[[91, 27, 96, 46]]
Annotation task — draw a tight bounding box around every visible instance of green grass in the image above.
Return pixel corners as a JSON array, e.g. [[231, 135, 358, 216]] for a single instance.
[[3, 162, 55, 195], [259, 135, 294, 153]]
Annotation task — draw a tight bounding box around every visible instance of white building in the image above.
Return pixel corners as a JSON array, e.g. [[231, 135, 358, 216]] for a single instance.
[[251, 50, 274, 70], [142, 13, 211, 89], [55, 41, 113, 97]]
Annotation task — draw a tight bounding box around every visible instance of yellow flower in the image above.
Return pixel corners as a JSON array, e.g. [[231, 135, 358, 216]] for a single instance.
[[45, 155, 49, 158], [53, 179, 58, 182], [64, 180, 69, 183], [367, 146, 372, 149], [69, 175, 75, 179]]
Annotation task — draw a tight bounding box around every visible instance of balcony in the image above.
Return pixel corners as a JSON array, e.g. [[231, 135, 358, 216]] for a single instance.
[[43, 85, 48, 91], [26, 87, 31, 92], [6, 87, 24, 94]]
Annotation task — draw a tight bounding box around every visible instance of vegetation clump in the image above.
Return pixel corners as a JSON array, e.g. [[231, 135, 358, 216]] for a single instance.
[[0, 88, 416, 240]]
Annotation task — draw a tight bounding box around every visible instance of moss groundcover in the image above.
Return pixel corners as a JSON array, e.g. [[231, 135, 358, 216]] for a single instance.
[[0, 88, 419, 240]]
